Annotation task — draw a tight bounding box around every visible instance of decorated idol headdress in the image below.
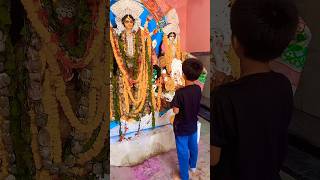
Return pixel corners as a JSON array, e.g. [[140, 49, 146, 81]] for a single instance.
[[111, 0, 144, 34], [166, 9, 180, 25], [162, 23, 180, 36]]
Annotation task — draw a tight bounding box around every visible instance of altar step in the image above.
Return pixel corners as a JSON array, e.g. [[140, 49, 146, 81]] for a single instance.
[[199, 105, 210, 122]]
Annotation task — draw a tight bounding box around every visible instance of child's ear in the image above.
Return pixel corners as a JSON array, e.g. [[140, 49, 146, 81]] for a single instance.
[[231, 35, 238, 50], [231, 35, 243, 58]]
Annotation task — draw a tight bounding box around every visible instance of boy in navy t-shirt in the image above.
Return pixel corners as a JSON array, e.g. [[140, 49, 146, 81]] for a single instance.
[[171, 58, 203, 180], [211, 0, 298, 179]]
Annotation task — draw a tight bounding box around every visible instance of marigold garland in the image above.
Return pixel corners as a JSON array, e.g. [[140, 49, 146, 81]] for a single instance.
[[29, 111, 42, 170], [110, 28, 162, 119], [21, 0, 105, 80], [42, 69, 62, 163], [42, 44, 106, 134], [155, 77, 163, 112], [77, 120, 107, 165], [111, 29, 147, 106], [22, 0, 108, 178]]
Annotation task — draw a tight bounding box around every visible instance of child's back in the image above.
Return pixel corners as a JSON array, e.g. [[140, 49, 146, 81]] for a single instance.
[[212, 71, 293, 180], [211, 0, 298, 179], [171, 58, 203, 180], [172, 84, 201, 136]]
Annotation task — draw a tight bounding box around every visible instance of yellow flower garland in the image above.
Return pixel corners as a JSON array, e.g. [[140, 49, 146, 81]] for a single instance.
[[156, 77, 163, 112], [29, 111, 42, 170], [110, 29, 152, 116], [42, 44, 106, 134], [77, 120, 107, 165], [110, 28, 163, 118], [42, 69, 62, 163], [111, 29, 147, 106], [21, 0, 105, 68], [22, 0, 109, 177], [26, 0, 107, 134]]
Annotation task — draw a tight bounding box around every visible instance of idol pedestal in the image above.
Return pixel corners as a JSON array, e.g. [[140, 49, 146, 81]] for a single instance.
[[110, 124, 176, 166]]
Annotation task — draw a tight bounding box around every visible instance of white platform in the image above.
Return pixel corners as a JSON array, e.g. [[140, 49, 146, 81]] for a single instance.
[[110, 124, 176, 166], [110, 110, 174, 138]]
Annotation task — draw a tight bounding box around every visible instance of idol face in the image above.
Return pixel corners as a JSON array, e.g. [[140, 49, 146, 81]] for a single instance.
[[122, 15, 135, 30], [168, 32, 176, 41]]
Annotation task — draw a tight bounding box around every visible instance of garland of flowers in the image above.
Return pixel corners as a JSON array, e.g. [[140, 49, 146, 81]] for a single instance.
[[130, 53, 148, 114], [41, 43, 106, 134], [110, 29, 145, 111], [40, 0, 97, 58], [143, 39, 155, 128], [21, 0, 105, 81], [154, 77, 162, 112], [118, 31, 141, 80], [36, 45, 107, 175], [29, 111, 41, 170], [42, 69, 62, 163], [29, 111, 52, 179], [110, 29, 162, 119], [21, 0, 109, 178], [76, 120, 107, 165], [111, 29, 146, 105]]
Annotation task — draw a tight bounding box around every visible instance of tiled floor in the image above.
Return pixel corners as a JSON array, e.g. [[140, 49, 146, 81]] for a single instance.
[[110, 118, 210, 180]]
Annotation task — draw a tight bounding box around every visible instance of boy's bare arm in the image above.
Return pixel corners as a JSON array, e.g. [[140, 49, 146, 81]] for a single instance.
[[211, 145, 221, 166]]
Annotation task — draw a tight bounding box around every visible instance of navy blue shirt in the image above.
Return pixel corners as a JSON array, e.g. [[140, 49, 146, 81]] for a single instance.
[[171, 84, 202, 136], [211, 71, 293, 180]]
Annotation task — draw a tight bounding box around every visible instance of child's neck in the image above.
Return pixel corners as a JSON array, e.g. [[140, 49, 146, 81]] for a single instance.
[[185, 80, 195, 86], [240, 57, 271, 78]]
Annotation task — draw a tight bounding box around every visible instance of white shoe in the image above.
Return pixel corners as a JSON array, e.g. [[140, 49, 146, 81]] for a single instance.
[[189, 168, 196, 173]]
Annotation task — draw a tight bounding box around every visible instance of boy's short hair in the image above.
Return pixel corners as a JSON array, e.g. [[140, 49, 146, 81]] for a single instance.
[[182, 58, 203, 81], [231, 0, 299, 62]]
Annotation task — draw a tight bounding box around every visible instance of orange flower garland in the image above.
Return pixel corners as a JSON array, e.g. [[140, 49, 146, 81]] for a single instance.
[[110, 28, 162, 118]]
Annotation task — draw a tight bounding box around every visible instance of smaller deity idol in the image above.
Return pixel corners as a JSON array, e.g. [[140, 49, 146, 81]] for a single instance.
[[162, 24, 186, 89]]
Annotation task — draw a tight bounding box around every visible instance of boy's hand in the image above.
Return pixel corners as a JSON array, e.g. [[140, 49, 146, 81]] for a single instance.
[[173, 107, 179, 114]]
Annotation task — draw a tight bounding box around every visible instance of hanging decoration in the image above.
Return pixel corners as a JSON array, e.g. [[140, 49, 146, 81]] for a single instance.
[[19, 0, 109, 178]]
